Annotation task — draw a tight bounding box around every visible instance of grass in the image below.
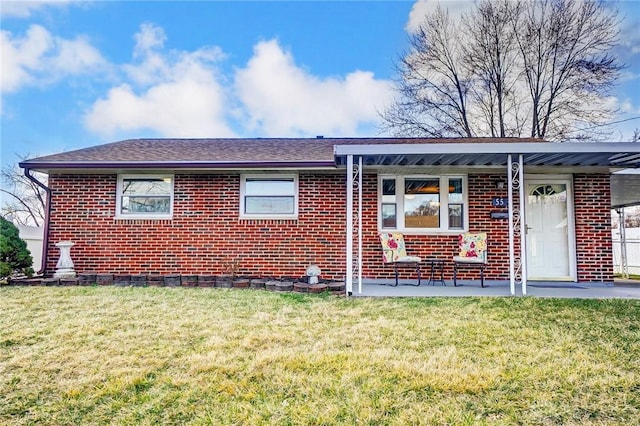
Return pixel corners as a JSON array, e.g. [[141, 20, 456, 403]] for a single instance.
[[1, 287, 639, 425], [614, 273, 640, 281]]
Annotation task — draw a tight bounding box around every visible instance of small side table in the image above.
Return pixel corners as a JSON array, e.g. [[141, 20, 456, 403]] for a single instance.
[[425, 259, 445, 286]]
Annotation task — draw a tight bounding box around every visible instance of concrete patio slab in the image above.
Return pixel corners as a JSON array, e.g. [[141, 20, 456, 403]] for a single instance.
[[352, 279, 640, 299]]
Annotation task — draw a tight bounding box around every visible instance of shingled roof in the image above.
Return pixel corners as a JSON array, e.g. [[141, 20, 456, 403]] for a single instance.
[[20, 137, 543, 171]]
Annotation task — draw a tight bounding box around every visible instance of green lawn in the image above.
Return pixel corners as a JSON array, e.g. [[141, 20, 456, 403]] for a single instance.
[[1, 287, 639, 425], [615, 273, 640, 281]]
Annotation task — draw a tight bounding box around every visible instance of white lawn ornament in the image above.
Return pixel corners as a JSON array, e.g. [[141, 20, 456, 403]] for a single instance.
[[305, 264, 321, 284], [54, 241, 76, 278]]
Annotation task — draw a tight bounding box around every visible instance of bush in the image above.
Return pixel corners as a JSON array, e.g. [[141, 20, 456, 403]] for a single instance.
[[0, 217, 34, 279]]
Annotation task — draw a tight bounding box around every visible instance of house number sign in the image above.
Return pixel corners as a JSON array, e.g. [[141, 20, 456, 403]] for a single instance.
[[492, 197, 508, 207]]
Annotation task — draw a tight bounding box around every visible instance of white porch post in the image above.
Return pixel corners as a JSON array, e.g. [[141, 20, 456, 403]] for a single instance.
[[618, 207, 629, 278], [346, 155, 354, 295], [507, 155, 516, 296], [507, 154, 526, 296], [357, 156, 363, 294], [518, 154, 528, 295]]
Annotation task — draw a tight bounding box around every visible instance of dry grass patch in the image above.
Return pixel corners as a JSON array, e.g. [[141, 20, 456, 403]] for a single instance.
[[1, 287, 639, 425]]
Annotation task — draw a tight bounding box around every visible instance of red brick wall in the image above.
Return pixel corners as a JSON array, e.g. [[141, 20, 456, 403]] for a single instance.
[[574, 174, 613, 282], [46, 171, 612, 282], [359, 173, 512, 281], [46, 173, 347, 280]]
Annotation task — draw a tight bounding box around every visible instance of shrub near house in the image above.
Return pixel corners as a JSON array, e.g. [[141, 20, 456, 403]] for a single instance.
[[0, 217, 33, 280]]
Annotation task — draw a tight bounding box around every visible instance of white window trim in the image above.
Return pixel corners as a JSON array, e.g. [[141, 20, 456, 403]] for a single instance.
[[378, 174, 469, 234], [240, 174, 299, 219], [115, 174, 174, 219]]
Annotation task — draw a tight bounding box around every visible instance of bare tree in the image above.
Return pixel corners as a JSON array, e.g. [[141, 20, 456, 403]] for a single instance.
[[1, 156, 47, 227], [383, 6, 473, 137], [382, 0, 623, 141], [463, 0, 524, 137], [513, 0, 621, 140]]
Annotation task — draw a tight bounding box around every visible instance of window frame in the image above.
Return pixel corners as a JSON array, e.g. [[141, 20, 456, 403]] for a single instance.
[[116, 174, 174, 219], [240, 174, 299, 219], [378, 174, 468, 234]]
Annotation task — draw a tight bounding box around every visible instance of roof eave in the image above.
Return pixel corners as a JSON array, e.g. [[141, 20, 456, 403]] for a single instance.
[[19, 160, 337, 172], [333, 141, 640, 156]]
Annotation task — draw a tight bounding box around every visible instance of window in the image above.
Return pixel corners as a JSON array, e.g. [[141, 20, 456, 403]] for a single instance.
[[379, 175, 467, 232], [116, 175, 174, 218], [404, 178, 440, 229], [381, 178, 397, 228], [240, 175, 298, 218], [448, 177, 464, 229]]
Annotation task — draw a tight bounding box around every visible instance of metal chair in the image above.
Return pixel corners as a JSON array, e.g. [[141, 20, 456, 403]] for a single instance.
[[453, 232, 488, 287], [379, 232, 422, 286]]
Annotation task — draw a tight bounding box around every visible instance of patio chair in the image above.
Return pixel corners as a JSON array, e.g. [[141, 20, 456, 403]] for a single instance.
[[379, 232, 422, 286], [453, 232, 488, 287]]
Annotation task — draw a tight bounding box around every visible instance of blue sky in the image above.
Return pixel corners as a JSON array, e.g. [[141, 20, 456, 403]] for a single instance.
[[1, 0, 640, 169]]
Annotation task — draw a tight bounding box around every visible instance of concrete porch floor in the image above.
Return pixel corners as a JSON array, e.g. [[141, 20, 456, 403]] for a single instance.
[[352, 279, 640, 299]]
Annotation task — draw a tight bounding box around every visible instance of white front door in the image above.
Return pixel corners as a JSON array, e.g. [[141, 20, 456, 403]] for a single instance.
[[525, 178, 576, 281]]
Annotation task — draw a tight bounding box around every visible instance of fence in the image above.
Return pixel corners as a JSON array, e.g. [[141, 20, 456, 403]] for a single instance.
[[612, 238, 640, 276], [17, 225, 44, 272]]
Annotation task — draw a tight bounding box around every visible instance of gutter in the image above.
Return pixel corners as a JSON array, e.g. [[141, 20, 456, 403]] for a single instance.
[[23, 168, 51, 276], [18, 160, 337, 171]]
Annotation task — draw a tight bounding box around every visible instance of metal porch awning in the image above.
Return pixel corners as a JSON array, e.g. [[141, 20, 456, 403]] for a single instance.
[[335, 141, 640, 297], [334, 142, 640, 169], [611, 172, 640, 209]]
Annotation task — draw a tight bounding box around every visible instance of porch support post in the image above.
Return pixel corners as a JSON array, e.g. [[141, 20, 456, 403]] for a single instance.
[[357, 156, 363, 294], [507, 154, 526, 296], [507, 155, 515, 296], [518, 154, 528, 295], [618, 207, 628, 279], [346, 155, 354, 295]]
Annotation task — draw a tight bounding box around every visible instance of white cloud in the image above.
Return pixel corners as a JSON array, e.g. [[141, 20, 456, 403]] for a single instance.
[[0, 0, 73, 18], [590, 96, 640, 141], [406, 0, 473, 33], [122, 23, 225, 87], [84, 80, 233, 138], [84, 23, 233, 138], [406, 0, 432, 33], [87, 28, 392, 138], [4, 21, 393, 138], [234, 39, 393, 137], [122, 23, 172, 86], [619, 99, 639, 115], [0, 24, 107, 93], [54, 35, 106, 74], [618, 2, 640, 55], [133, 22, 166, 57], [1, 25, 51, 92]]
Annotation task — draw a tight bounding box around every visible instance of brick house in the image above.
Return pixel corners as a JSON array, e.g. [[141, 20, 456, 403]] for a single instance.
[[20, 137, 640, 295]]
